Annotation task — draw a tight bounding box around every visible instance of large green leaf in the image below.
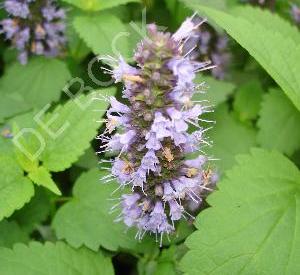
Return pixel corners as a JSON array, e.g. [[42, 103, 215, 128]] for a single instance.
[[206, 104, 257, 173], [258, 89, 300, 156], [39, 93, 108, 172], [52, 169, 156, 252], [73, 12, 132, 58], [75, 147, 99, 169], [233, 80, 263, 122], [182, 3, 300, 111], [12, 93, 108, 173], [62, 0, 139, 11], [12, 188, 51, 234], [0, 58, 71, 122], [181, 149, 300, 274], [0, 242, 114, 275], [0, 139, 34, 221], [0, 220, 29, 248]]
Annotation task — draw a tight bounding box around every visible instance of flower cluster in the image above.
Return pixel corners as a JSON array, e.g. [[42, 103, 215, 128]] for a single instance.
[[182, 16, 230, 79], [291, 4, 300, 25], [0, 0, 66, 64], [97, 15, 218, 245]]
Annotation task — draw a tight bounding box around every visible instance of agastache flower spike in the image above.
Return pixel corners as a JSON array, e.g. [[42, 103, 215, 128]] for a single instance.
[[98, 18, 218, 246], [291, 4, 300, 25], [0, 0, 66, 64]]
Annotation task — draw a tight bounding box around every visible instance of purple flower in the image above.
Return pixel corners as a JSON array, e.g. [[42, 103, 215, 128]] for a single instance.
[[291, 4, 300, 24], [171, 130, 188, 146], [184, 155, 207, 169], [121, 194, 142, 227], [99, 19, 217, 244], [168, 200, 183, 220], [132, 167, 147, 189], [151, 112, 172, 139], [122, 193, 140, 208], [42, 5, 65, 21], [147, 202, 172, 235], [141, 150, 160, 174], [162, 182, 177, 201], [0, 19, 19, 39], [167, 107, 188, 132], [168, 58, 196, 88], [119, 130, 136, 146], [4, 0, 30, 18], [145, 131, 162, 151], [105, 114, 129, 133], [113, 56, 140, 83], [106, 134, 123, 152], [0, 0, 66, 64], [112, 159, 133, 185], [172, 13, 204, 41], [108, 96, 131, 114], [15, 27, 30, 49]]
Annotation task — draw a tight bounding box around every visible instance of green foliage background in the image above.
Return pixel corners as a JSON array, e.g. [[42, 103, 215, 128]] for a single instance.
[[0, 0, 300, 274]]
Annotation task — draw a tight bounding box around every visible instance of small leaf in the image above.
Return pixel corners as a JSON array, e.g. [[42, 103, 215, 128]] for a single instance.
[[52, 169, 156, 252], [28, 167, 61, 195], [233, 80, 263, 121], [182, 3, 300, 111], [62, 0, 139, 11], [73, 12, 132, 58], [0, 139, 34, 221], [0, 242, 114, 275], [257, 89, 300, 156], [0, 220, 29, 248], [75, 147, 98, 169], [12, 188, 51, 234], [0, 58, 71, 121], [206, 104, 257, 173], [181, 149, 300, 274]]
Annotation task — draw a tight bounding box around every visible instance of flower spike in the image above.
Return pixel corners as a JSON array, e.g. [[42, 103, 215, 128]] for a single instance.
[[98, 18, 219, 246]]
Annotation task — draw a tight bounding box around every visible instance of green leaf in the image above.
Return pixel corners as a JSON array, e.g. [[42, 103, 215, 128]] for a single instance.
[[257, 89, 300, 156], [62, 0, 139, 11], [52, 168, 156, 252], [139, 245, 187, 275], [182, 3, 300, 111], [8, 92, 107, 196], [206, 104, 257, 173], [73, 12, 132, 58], [0, 242, 114, 275], [75, 147, 98, 169], [0, 139, 34, 221], [233, 80, 263, 121], [180, 0, 228, 10], [164, 0, 191, 26], [28, 167, 61, 195], [12, 93, 108, 173], [66, 22, 91, 60], [181, 149, 300, 274], [0, 58, 71, 122], [12, 188, 51, 234], [0, 220, 29, 248], [39, 93, 108, 172], [195, 75, 236, 106]]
